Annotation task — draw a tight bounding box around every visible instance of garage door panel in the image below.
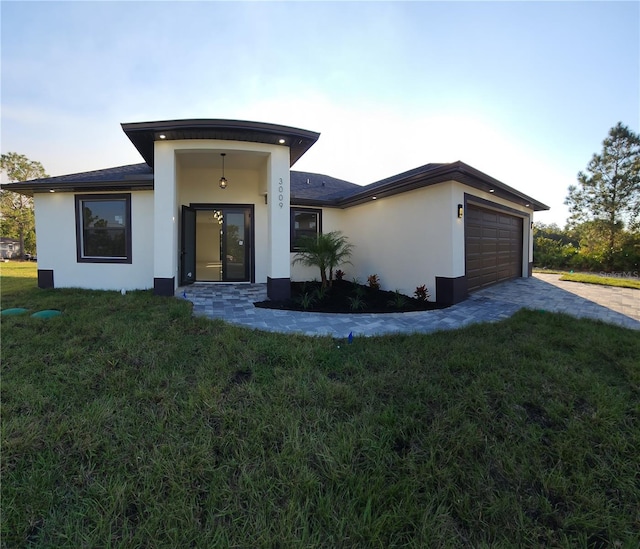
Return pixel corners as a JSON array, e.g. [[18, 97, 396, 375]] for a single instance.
[[466, 261, 483, 272], [466, 205, 523, 292], [482, 227, 498, 238], [481, 242, 497, 254], [499, 229, 515, 239], [482, 211, 498, 223]]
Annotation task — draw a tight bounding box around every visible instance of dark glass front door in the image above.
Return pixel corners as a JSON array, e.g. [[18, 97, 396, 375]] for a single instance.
[[182, 205, 252, 283], [221, 210, 250, 281]]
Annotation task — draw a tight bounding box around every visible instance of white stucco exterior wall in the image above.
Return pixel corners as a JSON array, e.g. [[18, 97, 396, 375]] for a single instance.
[[266, 147, 291, 281], [333, 181, 534, 302], [153, 142, 178, 285], [34, 191, 154, 290], [338, 183, 458, 301]]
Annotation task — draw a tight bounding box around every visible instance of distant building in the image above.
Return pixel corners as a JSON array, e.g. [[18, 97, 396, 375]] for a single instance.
[[0, 237, 21, 259]]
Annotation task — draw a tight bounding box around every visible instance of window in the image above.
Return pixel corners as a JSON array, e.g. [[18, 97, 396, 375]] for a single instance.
[[75, 194, 132, 263], [290, 207, 322, 251]]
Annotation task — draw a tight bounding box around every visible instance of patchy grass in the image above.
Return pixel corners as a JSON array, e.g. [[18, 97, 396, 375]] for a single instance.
[[535, 268, 640, 290], [2, 262, 640, 547], [533, 268, 566, 275], [0, 260, 39, 295], [559, 272, 640, 290]]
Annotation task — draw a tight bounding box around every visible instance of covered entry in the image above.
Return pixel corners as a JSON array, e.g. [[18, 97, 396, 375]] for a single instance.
[[465, 204, 523, 292], [181, 204, 254, 285]]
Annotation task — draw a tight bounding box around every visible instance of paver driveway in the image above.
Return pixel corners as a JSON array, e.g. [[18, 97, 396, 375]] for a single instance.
[[178, 273, 640, 336]]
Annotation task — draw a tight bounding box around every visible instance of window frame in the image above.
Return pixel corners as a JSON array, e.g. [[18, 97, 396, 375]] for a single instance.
[[290, 207, 323, 252], [75, 193, 132, 264]]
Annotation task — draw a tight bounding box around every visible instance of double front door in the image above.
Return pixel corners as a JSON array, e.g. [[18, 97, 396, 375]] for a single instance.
[[181, 205, 253, 285]]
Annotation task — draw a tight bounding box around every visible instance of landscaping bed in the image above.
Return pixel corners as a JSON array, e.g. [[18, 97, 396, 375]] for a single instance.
[[255, 280, 448, 313]]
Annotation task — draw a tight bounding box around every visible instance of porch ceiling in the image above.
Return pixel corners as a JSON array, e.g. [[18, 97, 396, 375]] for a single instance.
[[176, 150, 268, 171]]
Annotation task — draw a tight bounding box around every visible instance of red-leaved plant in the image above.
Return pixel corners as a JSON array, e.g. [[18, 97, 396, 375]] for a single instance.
[[367, 274, 381, 290], [414, 284, 430, 302]]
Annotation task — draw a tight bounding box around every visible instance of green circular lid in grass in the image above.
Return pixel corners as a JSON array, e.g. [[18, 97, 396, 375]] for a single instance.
[[1, 308, 29, 316], [31, 310, 61, 319]]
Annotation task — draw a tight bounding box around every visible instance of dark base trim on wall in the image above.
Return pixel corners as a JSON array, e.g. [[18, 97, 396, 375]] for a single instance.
[[267, 277, 291, 300], [436, 275, 467, 306], [154, 277, 175, 297], [528, 262, 533, 276], [38, 269, 54, 289]]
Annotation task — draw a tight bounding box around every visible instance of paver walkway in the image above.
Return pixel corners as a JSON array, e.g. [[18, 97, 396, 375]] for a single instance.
[[177, 274, 639, 337]]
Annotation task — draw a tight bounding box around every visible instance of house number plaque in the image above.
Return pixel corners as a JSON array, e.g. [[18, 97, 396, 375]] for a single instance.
[[278, 178, 284, 208]]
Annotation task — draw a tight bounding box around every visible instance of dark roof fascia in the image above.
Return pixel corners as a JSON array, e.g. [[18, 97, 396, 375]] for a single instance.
[[336, 161, 549, 211], [290, 197, 342, 208], [1, 179, 153, 197], [121, 119, 320, 168], [454, 162, 549, 211], [0, 163, 154, 196]]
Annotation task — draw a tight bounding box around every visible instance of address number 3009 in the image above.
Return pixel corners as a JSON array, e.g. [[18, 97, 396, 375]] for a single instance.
[[278, 177, 284, 208]]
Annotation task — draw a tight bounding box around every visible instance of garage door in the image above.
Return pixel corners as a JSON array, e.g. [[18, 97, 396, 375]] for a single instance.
[[465, 205, 523, 292]]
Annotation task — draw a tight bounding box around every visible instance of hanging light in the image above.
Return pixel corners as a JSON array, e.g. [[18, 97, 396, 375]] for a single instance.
[[219, 153, 228, 189]]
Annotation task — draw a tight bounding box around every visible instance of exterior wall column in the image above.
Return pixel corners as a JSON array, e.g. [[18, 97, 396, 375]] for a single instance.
[[435, 184, 468, 305], [266, 148, 291, 300], [153, 142, 177, 296]]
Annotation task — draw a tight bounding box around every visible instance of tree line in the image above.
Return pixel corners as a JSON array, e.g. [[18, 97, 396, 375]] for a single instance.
[[536, 122, 639, 272], [1, 153, 47, 259]]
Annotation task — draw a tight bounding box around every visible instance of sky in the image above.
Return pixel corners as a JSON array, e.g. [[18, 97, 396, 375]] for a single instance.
[[1, 0, 639, 226]]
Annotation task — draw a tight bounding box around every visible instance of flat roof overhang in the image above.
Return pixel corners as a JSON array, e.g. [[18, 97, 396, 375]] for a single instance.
[[0, 179, 154, 197], [0, 164, 154, 196], [121, 119, 321, 168]]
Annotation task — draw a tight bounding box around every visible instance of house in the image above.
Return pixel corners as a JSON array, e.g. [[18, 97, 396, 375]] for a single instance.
[[2, 119, 548, 305], [0, 237, 21, 259]]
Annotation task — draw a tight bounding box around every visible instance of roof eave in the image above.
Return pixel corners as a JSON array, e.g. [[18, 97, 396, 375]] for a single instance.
[[337, 161, 549, 211], [121, 119, 320, 168], [1, 179, 154, 197], [455, 162, 549, 211], [290, 196, 342, 208]]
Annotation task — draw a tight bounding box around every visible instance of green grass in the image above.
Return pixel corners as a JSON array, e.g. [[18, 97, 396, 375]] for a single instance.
[[559, 272, 640, 290], [533, 268, 566, 275], [534, 267, 640, 290], [2, 263, 639, 547]]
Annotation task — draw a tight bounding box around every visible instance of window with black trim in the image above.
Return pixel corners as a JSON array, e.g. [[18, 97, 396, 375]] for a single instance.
[[75, 194, 132, 263], [290, 207, 322, 251]]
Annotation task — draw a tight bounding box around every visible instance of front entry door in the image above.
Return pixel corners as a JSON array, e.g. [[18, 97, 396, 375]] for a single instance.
[[221, 209, 250, 282], [181, 205, 252, 283]]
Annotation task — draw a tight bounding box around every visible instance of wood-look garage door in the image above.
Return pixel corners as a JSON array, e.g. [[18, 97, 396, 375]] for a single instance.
[[465, 205, 523, 292]]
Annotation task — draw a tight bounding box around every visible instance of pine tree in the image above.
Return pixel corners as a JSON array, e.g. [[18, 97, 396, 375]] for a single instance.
[[565, 122, 640, 269]]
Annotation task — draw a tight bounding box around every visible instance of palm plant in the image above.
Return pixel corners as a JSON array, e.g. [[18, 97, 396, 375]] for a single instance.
[[293, 231, 354, 288]]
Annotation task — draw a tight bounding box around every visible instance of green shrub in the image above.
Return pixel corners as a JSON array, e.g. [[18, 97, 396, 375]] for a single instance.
[[387, 290, 408, 309]]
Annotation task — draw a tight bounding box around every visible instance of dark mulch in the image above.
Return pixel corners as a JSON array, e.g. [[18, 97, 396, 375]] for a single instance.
[[254, 280, 449, 313]]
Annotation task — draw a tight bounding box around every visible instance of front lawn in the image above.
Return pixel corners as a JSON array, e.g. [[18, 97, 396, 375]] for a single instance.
[[2, 263, 639, 547]]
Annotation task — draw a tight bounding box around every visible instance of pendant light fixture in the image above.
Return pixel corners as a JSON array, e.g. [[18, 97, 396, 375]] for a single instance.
[[219, 153, 228, 189]]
